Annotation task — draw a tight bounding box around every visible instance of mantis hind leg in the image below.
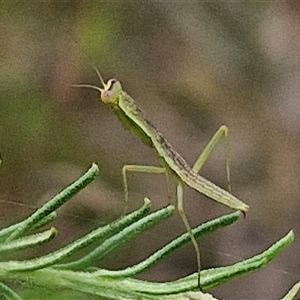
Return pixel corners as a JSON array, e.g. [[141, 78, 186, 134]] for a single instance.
[[186, 125, 231, 289], [176, 180, 202, 290], [121, 165, 168, 215], [192, 125, 232, 192]]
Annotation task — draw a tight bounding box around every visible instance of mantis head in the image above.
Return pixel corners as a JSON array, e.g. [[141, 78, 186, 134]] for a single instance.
[[72, 68, 122, 106]]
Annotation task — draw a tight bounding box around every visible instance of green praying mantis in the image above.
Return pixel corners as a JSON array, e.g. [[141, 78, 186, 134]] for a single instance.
[[73, 70, 249, 289]]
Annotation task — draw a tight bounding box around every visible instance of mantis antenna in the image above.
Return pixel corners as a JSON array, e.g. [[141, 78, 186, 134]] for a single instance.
[[93, 67, 106, 89], [71, 68, 106, 92]]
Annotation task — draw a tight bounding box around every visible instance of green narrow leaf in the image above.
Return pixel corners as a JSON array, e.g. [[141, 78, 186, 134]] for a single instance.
[[0, 227, 57, 254], [0, 212, 57, 241], [0, 199, 152, 272], [0, 282, 23, 300], [281, 282, 300, 300], [5, 163, 99, 242], [95, 211, 241, 278], [104, 230, 294, 294], [55, 204, 175, 270]]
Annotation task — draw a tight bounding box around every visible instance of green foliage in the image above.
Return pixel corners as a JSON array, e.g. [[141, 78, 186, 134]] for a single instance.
[[0, 163, 298, 299]]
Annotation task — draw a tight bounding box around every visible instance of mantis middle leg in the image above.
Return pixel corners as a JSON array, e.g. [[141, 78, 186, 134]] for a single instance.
[[122, 165, 170, 215], [175, 125, 232, 289]]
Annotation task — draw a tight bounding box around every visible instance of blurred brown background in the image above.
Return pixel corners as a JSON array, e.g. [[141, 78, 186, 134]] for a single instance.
[[0, 1, 300, 299]]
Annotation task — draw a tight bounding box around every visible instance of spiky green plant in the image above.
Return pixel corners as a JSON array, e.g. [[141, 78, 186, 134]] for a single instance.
[[0, 163, 298, 300]]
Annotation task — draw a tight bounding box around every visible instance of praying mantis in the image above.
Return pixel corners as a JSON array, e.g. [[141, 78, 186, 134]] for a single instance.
[[73, 70, 249, 289]]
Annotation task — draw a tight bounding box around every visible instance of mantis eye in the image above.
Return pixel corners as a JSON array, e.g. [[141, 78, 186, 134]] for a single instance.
[[101, 90, 113, 100]]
